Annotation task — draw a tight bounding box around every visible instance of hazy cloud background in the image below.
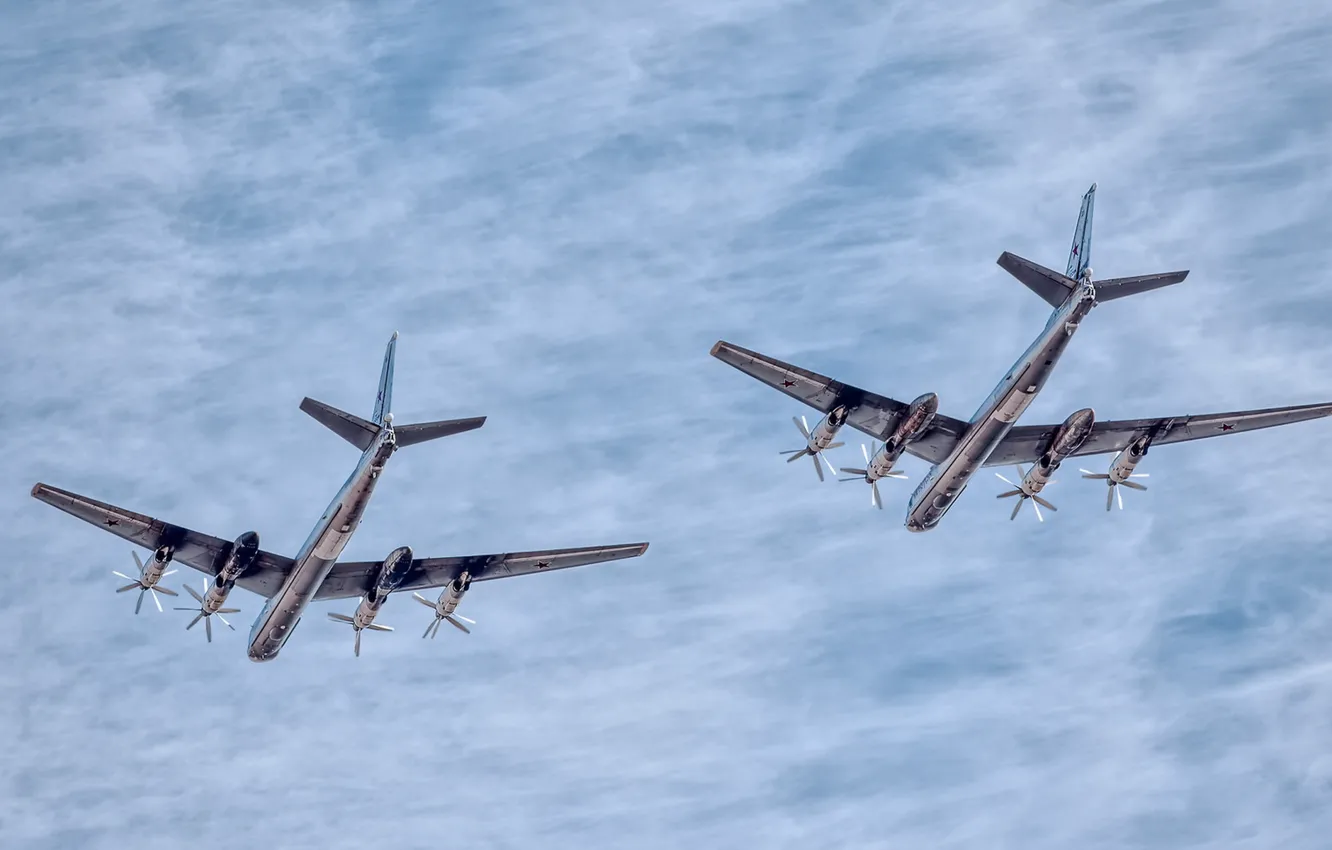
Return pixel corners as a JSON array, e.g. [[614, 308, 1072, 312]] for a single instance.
[[3, 1, 1331, 847]]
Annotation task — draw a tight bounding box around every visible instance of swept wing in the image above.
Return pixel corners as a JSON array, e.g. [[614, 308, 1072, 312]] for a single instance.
[[710, 341, 966, 464], [987, 402, 1332, 467]]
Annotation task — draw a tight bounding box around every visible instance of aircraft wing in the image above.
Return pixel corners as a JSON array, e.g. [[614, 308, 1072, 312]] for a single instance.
[[710, 340, 967, 464], [986, 402, 1332, 467], [30, 483, 295, 598], [315, 542, 650, 601]]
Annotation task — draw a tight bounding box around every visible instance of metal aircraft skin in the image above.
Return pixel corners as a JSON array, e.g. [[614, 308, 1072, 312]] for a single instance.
[[32, 333, 649, 660], [712, 184, 1332, 531]]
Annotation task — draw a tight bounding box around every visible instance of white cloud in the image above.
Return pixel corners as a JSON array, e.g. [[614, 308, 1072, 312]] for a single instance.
[[3, 1, 1332, 847]]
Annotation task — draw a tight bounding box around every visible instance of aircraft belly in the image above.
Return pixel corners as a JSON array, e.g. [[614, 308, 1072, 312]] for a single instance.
[[247, 555, 336, 662]]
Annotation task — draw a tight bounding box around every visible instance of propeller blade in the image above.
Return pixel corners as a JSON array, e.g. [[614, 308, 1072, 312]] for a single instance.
[[412, 592, 436, 609], [1106, 485, 1114, 512], [1032, 495, 1057, 512], [783, 449, 809, 462], [113, 571, 136, 582], [216, 607, 240, 614], [1032, 500, 1044, 522], [135, 589, 146, 615], [422, 619, 435, 639], [995, 473, 1017, 487], [871, 481, 882, 510], [205, 616, 213, 643], [327, 612, 355, 624], [365, 623, 393, 632], [794, 416, 811, 439], [821, 452, 838, 478], [162, 569, 177, 577], [150, 588, 163, 613], [837, 476, 865, 482], [430, 618, 443, 639], [354, 630, 362, 657], [839, 467, 867, 476], [812, 453, 825, 482], [132, 551, 145, 575], [1116, 486, 1125, 511], [444, 615, 472, 634], [1009, 498, 1024, 521], [216, 613, 236, 630], [996, 489, 1022, 499], [185, 613, 202, 630], [1121, 480, 1148, 492], [824, 442, 845, 450], [183, 584, 204, 604], [116, 582, 140, 593], [885, 471, 908, 479], [453, 614, 476, 625], [1079, 469, 1109, 479], [154, 586, 178, 597], [861, 443, 870, 464]]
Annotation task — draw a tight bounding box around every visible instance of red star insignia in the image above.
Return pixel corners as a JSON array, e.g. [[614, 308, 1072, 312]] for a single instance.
[[104, 518, 119, 526], [535, 560, 550, 569], [781, 380, 796, 388], [1218, 423, 1234, 431]]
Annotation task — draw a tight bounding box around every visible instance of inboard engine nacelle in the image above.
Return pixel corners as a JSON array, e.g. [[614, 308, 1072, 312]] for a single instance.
[[218, 531, 260, 584], [371, 545, 414, 601]]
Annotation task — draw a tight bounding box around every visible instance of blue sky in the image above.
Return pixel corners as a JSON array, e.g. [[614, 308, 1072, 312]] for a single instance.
[[3, 1, 1332, 847]]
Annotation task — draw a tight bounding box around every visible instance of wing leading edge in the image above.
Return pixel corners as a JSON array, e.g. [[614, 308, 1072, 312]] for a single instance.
[[30, 483, 295, 597], [315, 543, 650, 601], [710, 340, 967, 464], [987, 402, 1332, 467]]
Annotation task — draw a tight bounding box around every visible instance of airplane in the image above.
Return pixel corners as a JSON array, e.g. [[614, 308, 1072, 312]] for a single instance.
[[32, 332, 649, 660], [712, 184, 1332, 531]]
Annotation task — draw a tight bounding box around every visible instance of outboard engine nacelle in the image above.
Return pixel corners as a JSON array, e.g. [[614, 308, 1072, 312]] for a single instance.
[[371, 545, 414, 600]]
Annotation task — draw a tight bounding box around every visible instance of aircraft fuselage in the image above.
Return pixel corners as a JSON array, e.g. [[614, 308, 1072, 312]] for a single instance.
[[905, 281, 1097, 531], [247, 426, 397, 660]]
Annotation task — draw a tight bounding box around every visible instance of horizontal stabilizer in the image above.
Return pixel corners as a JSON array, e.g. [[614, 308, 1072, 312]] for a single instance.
[[996, 252, 1076, 308], [1091, 270, 1189, 302], [300, 398, 380, 451], [394, 416, 487, 448]]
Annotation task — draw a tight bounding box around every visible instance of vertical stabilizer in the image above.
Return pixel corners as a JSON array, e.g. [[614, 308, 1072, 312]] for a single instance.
[[1066, 183, 1095, 280], [373, 332, 397, 425]]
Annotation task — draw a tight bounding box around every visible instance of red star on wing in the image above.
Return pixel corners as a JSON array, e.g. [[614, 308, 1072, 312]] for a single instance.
[[1218, 423, 1234, 431], [781, 379, 796, 388]]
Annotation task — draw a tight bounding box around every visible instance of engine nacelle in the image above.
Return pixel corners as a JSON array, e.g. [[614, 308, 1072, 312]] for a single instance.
[[808, 405, 848, 451], [1021, 455, 1057, 494], [438, 573, 471, 615], [371, 545, 414, 601], [1047, 408, 1096, 460], [1108, 437, 1148, 482], [892, 393, 939, 446], [218, 531, 260, 583]]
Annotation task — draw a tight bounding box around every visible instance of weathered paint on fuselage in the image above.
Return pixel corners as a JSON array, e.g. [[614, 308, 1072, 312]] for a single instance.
[[905, 282, 1097, 532], [247, 427, 397, 661]]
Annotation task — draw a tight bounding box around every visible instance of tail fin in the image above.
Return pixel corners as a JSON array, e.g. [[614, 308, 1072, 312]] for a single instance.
[[999, 183, 1188, 307], [1066, 183, 1095, 280], [373, 332, 397, 426], [302, 331, 487, 450]]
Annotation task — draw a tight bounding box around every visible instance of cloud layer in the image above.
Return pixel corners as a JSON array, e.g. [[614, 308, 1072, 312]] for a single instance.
[[3, 1, 1332, 847]]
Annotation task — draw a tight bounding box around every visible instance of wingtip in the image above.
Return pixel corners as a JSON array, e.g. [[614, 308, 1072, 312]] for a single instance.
[[1089, 182, 1097, 192], [637, 542, 650, 555], [391, 330, 399, 341], [709, 340, 727, 357], [30, 482, 46, 498]]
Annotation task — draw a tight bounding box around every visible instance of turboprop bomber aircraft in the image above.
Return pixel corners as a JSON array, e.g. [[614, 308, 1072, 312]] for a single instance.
[[713, 184, 1332, 531], [32, 333, 649, 659]]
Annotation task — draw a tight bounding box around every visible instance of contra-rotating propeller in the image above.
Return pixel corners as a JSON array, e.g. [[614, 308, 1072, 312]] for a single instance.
[[778, 415, 842, 482], [995, 464, 1058, 522], [1080, 469, 1149, 511], [412, 592, 475, 639], [112, 551, 179, 615], [173, 579, 240, 643], [838, 442, 908, 510]]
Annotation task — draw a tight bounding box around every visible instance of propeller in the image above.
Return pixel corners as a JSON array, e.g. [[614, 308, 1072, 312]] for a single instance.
[[412, 592, 475, 639], [777, 416, 841, 482], [327, 611, 393, 657], [112, 551, 178, 614], [1080, 469, 1149, 511], [838, 443, 908, 509], [994, 464, 1058, 522], [173, 579, 240, 643]]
